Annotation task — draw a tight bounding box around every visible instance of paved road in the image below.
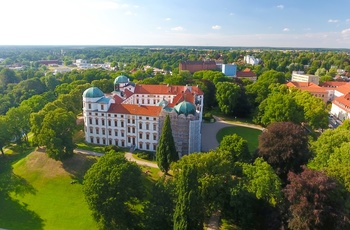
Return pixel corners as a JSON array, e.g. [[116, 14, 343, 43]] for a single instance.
[[201, 116, 263, 152]]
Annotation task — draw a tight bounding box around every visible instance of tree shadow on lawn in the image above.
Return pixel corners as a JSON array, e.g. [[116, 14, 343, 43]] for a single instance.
[[61, 153, 98, 183], [0, 193, 45, 230], [0, 147, 45, 229]]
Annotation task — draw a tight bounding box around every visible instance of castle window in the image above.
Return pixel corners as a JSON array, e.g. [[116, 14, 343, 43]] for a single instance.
[[153, 124, 156, 130], [90, 137, 94, 143], [108, 120, 111, 126], [115, 130, 118, 136], [101, 104, 104, 110], [89, 127, 93, 133], [88, 103, 91, 109], [146, 124, 149, 130], [153, 144, 156, 151], [139, 143, 143, 149], [153, 134, 157, 140], [109, 139, 112, 145], [95, 118, 98, 125], [139, 133, 143, 139], [96, 138, 100, 144], [96, 128, 99, 134], [102, 139, 106, 145], [102, 119, 105, 126], [114, 120, 117, 126], [115, 139, 118, 145], [128, 127, 131, 132], [132, 127, 135, 133], [121, 121, 124, 127], [102, 129, 105, 135], [139, 122, 142, 129], [121, 132, 124, 137], [108, 129, 112, 135], [146, 134, 149, 140], [146, 143, 149, 150], [89, 118, 92, 124]]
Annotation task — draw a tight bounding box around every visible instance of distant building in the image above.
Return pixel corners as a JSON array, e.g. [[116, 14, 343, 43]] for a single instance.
[[286, 82, 328, 103], [38, 60, 60, 65], [222, 63, 237, 77], [244, 55, 261, 65], [291, 71, 320, 85], [82, 75, 204, 157], [179, 60, 217, 73], [75, 59, 90, 69], [236, 68, 257, 82]]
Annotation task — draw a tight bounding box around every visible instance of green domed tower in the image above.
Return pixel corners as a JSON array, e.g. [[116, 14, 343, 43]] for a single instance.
[[174, 100, 196, 116]]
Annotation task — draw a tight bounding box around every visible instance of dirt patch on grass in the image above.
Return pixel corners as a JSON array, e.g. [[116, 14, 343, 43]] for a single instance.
[[18, 151, 97, 180]]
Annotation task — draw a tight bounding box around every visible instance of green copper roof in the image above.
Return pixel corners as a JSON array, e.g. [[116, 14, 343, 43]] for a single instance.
[[83, 87, 104, 98], [158, 99, 169, 108], [114, 75, 129, 84], [174, 100, 196, 116]]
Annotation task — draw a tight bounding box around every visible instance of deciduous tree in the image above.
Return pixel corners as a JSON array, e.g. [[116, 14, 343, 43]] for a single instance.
[[83, 152, 143, 230], [258, 122, 311, 183], [215, 82, 241, 115], [284, 167, 350, 230]]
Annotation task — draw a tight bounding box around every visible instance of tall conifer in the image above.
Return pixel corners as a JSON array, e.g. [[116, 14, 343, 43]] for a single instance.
[[156, 115, 178, 173]]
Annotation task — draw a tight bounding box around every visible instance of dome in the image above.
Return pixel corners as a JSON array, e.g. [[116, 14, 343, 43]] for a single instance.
[[83, 87, 104, 98], [114, 75, 129, 84], [174, 100, 196, 116]]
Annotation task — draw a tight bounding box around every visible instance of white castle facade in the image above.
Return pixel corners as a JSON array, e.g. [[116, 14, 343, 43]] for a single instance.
[[82, 75, 204, 157]]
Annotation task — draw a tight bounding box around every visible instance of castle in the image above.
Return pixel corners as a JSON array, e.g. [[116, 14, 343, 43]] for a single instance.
[[82, 75, 204, 157]]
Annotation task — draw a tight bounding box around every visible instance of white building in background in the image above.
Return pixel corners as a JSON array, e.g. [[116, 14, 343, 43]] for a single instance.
[[291, 71, 320, 85], [244, 55, 261, 65], [82, 75, 204, 157]]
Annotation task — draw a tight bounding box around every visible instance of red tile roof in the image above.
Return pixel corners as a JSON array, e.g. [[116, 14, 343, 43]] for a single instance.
[[286, 82, 327, 93], [321, 81, 348, 88], [333, 93, 350, 113], [335, 84, 350, 95], [236, 68, 256, 77], [108, 104, 162, 116], [133, 84, 203, 95]]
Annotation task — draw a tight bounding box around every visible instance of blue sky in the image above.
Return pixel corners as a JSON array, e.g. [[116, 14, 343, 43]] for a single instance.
[[1, 0, 350, 48]]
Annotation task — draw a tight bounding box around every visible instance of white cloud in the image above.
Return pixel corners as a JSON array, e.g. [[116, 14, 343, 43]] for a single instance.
[[212, 25, 221, 30], [165, 18, 171, 21], [86, 1, 129, 10], [277, 5, 284, 9], [328, 19, 339, 23], [229, 12, 234, 16], [283, 28, 290, 32], [157, 26, 162, 30], [341, 28, 350, 35], [346, 19, 350, 23], [171, 26, 184, 31], [125, 11, 135, 16]]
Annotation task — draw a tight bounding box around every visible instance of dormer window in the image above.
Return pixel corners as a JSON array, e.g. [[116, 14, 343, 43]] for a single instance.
[[101, 104, 104, 110]]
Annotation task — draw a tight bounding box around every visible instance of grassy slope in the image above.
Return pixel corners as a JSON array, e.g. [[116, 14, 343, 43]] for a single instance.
[[4, 151, 98, 230], [216, 126, 262, 153]]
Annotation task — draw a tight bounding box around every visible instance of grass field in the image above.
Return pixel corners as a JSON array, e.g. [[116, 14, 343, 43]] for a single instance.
[[216, 126, 262, 153], [0, 149, 99, 230]]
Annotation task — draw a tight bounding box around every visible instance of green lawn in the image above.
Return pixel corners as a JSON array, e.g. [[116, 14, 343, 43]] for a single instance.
[[216, 126, 262, 153], [0, 149, 98, 230]]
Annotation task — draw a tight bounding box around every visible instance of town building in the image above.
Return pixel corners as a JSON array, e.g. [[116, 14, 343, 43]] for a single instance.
[[82, 75, 204, 157], [236, 68, 257, 82], [320, 81, 349, 101], [179, 60, 217, 73], [291, 71, 320, 85], [243, 55, 261, 65], [331, 93, 350, 121], [286, 82, 328, 103], [222, 63, 237, 77]]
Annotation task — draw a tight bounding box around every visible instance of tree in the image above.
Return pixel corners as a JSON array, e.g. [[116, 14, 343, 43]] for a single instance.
[[173, 164, 203, 230], [309, 121, 350, 169], [218, 134, 251, 164], [255, 93, 304, 126], [5, 105, 32, 143], [83, 152, 143, 230], [36, 108, 76, 159], [0, 116, 10, 155], [258, 122, 311, 183], [241, 157, 282, 206], [156, 115, 178, 173], [215, 82, 241, 115], [292, 90, 328, 130], [143, 178, 174, 230], [284, 167, 350, 230], [0, 68, 19, 87]]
